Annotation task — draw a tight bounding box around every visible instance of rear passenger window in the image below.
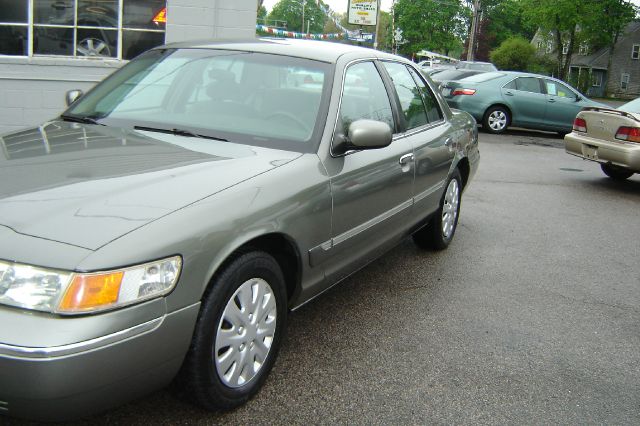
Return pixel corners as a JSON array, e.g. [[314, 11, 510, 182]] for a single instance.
[[383, 61, 429, 130], [515, 77, 542, 93], [407, 66, 443, 123], [339, 61, 394, 134]]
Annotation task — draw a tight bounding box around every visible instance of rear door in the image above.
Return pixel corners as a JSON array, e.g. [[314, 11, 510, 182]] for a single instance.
[[502, 77, 547, 127], [542, 79, 582, 131], [381, 61, 454, 219]]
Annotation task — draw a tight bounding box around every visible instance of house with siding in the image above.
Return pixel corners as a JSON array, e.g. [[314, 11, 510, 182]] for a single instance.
[[531, 22, 640, 99]]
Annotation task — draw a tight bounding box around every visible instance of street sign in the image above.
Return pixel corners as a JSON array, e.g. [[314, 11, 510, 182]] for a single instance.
[[348, 0, 378, 26]]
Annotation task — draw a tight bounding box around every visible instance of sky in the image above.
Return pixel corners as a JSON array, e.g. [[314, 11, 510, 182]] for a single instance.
[[262, 0, 394, 14], [263, 0, 640, 17]]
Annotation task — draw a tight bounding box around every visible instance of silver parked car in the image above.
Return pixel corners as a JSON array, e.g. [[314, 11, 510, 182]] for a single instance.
[[0, 39, 479, 421]]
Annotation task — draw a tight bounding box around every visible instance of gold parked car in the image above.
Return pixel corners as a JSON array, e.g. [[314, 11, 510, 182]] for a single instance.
[[565, 98, 640, 180]]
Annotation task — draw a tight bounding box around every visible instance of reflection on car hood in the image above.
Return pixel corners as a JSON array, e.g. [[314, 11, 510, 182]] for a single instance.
[[0, 121, 301, 250]]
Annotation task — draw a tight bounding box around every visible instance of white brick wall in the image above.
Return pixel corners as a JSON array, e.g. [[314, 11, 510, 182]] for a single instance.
[[0, 58, 121, 134], [166, 0, 258, 43], [0, 0, 258, 135]]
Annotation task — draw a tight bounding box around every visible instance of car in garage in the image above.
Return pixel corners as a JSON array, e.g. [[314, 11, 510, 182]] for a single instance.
[[441, 71, 606, 134], [564, 98, 640, 180], [0, 39, 479, 421]]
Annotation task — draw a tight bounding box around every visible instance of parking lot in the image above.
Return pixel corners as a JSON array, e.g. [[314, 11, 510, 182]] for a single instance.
[[8, 129, 640, 425]]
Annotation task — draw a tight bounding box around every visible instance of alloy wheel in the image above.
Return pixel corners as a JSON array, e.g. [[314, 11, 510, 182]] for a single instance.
[[488, 110, 507, 131], [214, 278, 277, 388], [442, 178, 459, 238]]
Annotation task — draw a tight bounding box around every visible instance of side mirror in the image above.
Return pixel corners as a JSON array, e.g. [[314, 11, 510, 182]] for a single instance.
[[575, 95, 582, 102], [347, 119, 392, 150], [65, 89, 84, 106]]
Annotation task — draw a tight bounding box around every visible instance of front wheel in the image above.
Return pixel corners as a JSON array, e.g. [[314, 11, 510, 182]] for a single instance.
[[483, 106, 510, 134], [413, 169, 462, 250], [179, 251, 287, 410], [601, 163, 634, 181]]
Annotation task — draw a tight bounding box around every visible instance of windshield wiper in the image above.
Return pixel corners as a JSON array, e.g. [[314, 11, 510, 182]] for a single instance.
[[134, 125, 228, 142], [60, 114, 105, 126]]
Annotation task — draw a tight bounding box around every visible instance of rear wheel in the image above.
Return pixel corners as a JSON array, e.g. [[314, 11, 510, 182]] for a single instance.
[[413, 169, 462, 250], [601, 163, 634, 181], [483, 106, 510, 134], [179, 251, 287, 410]]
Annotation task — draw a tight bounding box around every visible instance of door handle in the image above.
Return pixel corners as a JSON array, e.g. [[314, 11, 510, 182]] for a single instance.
[[399, 153, 414, 166], [548, 98, 556, 103], [505, 91, 514, 96]]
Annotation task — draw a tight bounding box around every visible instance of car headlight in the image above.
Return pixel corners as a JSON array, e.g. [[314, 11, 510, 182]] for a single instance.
[[0, 256, 182, 314]]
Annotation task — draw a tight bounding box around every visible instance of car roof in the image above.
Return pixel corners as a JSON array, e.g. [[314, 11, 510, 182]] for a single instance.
[[458, 61, 492, 65], [158, 38, 402, 64]]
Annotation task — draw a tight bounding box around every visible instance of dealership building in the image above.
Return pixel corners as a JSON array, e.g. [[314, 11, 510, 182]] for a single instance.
[[0, 0, 258, 134]]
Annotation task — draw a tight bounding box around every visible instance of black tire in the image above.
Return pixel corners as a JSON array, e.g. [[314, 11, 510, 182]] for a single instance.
[[601, 163, 634, 181], [483, 106, 510, 134], [413, 169, 462, 250], [178, 251, 287, 410]]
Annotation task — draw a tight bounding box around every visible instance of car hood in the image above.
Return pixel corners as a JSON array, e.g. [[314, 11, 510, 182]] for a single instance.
[[0, 121, 302, 250]]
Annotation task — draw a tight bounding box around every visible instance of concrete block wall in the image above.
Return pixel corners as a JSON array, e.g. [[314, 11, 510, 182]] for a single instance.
[[166, 0, 257, 42], [0, 58, 121, 135], [0, 0, 258, 135]]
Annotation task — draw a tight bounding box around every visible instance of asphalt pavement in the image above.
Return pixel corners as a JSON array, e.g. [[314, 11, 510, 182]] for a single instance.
[[7, 130, 640, 425]]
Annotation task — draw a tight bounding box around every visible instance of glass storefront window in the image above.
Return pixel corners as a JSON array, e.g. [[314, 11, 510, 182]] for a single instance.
[[0, 0, 29, 55], [0, 0, 165, 58], [0, 0, 27, 22], [124, 0, 166, 30]]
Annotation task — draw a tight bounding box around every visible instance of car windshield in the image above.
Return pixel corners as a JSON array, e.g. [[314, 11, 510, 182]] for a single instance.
[[458, 72, 506, 83], [618, 97, 640, 114], [65, 48, 332, 153]]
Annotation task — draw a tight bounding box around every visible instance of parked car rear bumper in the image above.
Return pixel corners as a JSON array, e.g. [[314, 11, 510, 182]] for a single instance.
[[0, 302, 199, 422], [565, 132, 640, 171]]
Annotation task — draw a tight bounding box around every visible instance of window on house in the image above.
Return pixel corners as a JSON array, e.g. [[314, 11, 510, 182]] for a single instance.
[[579, 43, 589, 55], [545, 40, 553, 54], [592, 73, 603, 87], [537, 41, 543, 51], [0, 0, 166, 59], [632, 44, 640, 60], [621, 73, 630, 90], [562, 42, 569, 55]]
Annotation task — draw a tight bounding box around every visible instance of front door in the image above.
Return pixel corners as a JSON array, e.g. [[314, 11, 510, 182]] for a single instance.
[[321, 60, 415, 281], [543, 79, 582, 131], [502, 76, 547, 127]]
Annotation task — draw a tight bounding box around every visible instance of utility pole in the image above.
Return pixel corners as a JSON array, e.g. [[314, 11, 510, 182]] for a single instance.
[[391, 0, 396, 54], [467, 0, 480, 61], [301, 0, 305, 33], [374, 0, 381, 50]]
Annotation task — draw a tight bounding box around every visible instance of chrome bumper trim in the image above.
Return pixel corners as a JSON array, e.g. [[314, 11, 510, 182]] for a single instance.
[[0, 316, 163, 359]]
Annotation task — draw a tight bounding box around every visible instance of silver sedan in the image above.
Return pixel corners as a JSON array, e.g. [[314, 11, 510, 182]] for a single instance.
[[0, 39, 479, 421]]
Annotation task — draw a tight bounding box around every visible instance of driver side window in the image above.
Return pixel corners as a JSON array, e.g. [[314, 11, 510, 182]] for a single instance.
[[339, 61, 395, 135], [545, 80, 575, 98]]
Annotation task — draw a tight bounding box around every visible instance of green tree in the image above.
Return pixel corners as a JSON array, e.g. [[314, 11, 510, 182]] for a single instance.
[[580, 0, 637, 93], [489, 36, 536, 71], [522, 0, 588, 80], [376, 11, 393, 52], [268, 0, 327, 33], [476, 0, 536, 57], [257, 5, 268, 23], [393, 0, 467, 57]]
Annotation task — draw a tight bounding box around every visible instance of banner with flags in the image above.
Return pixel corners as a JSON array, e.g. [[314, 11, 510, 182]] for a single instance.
[[256, 24, 344, 40]]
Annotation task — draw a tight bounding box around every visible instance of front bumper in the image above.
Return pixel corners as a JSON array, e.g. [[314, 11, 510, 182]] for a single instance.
[[0, 302, 199, 422], [565, 132, 640, 171]]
